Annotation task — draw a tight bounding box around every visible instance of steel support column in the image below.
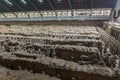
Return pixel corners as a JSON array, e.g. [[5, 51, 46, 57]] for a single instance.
[[26, 0, 43, 19], [68, 0, 73, 17], [0, 3, 17, 19], [47, 0, 57, 18], [9, 0, 29, 18]]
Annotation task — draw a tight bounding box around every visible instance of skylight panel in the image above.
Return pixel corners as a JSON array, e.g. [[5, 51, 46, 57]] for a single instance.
[[57, 0, 62, 3], [4, 0, 13, 5], [37, 0, 43, 3], [21, 0, 27, 4], [58, 0, 62, 2]]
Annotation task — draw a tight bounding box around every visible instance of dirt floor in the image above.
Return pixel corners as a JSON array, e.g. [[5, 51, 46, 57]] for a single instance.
[[0, 66, 60, 80]]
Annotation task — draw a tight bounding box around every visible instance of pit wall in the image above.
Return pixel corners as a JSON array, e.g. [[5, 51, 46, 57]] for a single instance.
[[0, 35, 102, 50], [2, 43, 100, 65], [22, 46, 99, 64], [0, 21, 104, 27], [0, 55, 115, 80]]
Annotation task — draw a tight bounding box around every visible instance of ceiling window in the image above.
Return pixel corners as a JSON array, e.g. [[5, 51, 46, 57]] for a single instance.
[[4, 0, 13, 6], [37, 0, 43, 3], [57, 0, 62, 3], [21, 0, 27, 4], [58, 0, 62, 1]]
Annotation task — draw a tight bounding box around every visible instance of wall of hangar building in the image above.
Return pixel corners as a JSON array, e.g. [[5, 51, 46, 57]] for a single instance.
[[0, 9, 111, 21]]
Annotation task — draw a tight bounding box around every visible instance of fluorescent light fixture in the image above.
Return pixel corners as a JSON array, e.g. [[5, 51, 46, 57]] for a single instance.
[[4, 0, 13, 5], [38, 0, 43, 3], [21, 0, 27, 4]]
